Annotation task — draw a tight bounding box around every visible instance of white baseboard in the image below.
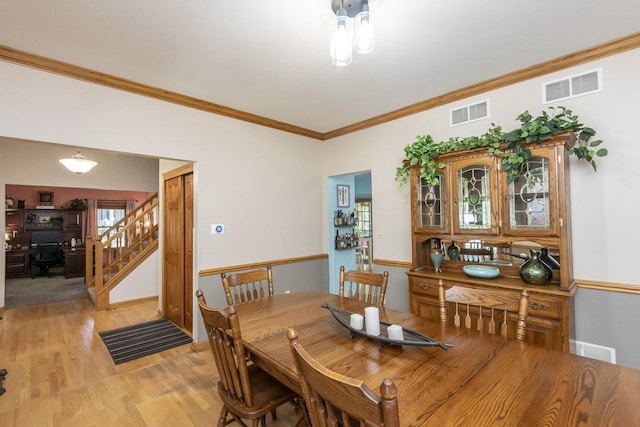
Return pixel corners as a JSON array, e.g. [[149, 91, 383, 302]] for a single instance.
[[571, 339, 617, 364]]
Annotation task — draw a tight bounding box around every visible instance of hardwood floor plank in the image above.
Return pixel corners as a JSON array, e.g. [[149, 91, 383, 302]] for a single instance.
[[0, 297, 301, 426]]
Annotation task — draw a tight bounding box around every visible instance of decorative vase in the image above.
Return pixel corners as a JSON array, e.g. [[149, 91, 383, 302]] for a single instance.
[[5, 195, 14, 209], [519, 250, 553, 285], [17, 200, 25, 209], [539, 248, 560, 270], [430, 239, 444, 273], [446, 241, 460, 261]]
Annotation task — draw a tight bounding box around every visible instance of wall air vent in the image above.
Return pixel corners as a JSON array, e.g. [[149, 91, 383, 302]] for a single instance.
[[450, 100, 489, 126], [543, 68, 603, 103]]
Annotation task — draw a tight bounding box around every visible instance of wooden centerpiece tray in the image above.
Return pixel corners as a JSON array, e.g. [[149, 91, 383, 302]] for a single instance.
[[322, 303, 452, 350]]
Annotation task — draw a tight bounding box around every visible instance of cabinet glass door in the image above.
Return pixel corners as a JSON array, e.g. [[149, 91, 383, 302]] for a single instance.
[[503, 150, 558, 236], [453, 158, 497, 235], [417, 172, 448, 231]]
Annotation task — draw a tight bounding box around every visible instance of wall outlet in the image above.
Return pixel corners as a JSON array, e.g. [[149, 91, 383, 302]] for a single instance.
[[211, 224, 224, 234]]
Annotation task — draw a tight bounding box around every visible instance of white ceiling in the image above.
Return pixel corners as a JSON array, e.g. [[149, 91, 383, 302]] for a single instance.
[[1, 0, 639, 134]]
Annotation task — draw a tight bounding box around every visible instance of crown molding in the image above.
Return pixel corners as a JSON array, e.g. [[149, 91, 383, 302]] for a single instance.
[[323, 31, 640, 139], [0, 44, 324, 140], [2, 31, 640, 141]]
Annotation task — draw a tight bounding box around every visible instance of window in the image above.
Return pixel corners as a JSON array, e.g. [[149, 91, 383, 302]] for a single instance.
[[97, 200, 126, 246], [355, 200, 373, 271], [355, 201, 372, 238]]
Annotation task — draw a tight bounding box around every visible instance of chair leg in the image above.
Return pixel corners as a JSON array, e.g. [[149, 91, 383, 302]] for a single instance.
[[218, 406, 231, 427], [217, 407, 227, 427], [270, 408, 277, 420]]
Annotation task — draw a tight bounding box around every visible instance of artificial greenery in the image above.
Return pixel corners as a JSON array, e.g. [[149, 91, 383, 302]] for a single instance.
[[63, 198, 88, 210], [395, 106, 607, 186]]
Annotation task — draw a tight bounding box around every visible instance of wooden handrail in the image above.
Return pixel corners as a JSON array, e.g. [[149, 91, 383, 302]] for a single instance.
[[86, 193, 159, 310]]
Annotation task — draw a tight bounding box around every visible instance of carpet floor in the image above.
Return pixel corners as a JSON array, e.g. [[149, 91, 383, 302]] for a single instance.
[[99, 318, 193, 365], [4, 274, 87, 309]]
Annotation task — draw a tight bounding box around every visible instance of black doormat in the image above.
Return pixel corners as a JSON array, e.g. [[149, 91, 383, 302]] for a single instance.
[[99, 318, 192, 365]]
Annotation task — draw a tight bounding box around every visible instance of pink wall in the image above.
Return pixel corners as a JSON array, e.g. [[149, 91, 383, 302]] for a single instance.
[[5, 184, 155, 209]]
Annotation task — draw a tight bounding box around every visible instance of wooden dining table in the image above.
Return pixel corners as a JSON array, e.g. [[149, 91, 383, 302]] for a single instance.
[[233, 292, 640, 426]]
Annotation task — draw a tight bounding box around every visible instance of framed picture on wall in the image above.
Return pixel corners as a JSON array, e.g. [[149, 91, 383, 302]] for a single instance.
[[37, 191, 54, 206], [337, 184, 350, 207]]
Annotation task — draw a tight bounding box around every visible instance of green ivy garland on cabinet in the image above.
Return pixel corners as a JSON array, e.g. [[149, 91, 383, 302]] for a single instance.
[[395, 106, 608, 186]]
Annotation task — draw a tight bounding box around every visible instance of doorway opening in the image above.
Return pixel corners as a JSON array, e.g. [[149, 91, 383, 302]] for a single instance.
[[328, 171, 372, 293]]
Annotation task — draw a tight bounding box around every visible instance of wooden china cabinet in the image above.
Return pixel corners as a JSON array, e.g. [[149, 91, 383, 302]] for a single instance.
[[407, 132, 576, 351]]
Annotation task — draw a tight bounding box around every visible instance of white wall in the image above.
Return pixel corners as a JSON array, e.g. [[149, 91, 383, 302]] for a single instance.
[[322, 48, 640, 287], [109, 252, 159, 303], [0, 60, 325, 270]]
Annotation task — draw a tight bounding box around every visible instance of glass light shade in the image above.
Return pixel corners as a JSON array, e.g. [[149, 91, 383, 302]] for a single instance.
[[59, 151, 98, 174], [354, 8, 374, 54], [330, 10, 353, 66]]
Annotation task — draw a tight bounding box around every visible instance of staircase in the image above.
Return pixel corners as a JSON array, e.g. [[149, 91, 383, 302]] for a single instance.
[[85, 193, 159, 310]]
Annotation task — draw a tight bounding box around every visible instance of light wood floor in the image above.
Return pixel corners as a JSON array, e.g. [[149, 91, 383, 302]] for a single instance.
[[0, 295, 301, 426]]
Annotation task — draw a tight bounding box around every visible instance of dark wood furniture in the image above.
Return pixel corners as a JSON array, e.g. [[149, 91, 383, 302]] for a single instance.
[[221, 265, 274, 305], [5, 248, 29, 279], [63, 246, 86, 278], [195, 290, 297, 427], [5, 209, 24, 232], [5, 208, 86, 278], [338, 265, 389, 307], [288, 327, 400, 427], [63, 210, 83, 233], [233, 292, 640, 426], [407, 132, 576, 351]]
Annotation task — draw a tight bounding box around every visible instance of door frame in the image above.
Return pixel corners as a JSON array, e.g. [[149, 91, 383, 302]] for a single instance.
[[161, 163, 194, 331]]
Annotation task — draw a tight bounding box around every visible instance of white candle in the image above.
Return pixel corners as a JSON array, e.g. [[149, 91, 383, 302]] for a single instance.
[[350, 313, 364, 330], [387, 324, 404, 341], [364, 306, 380, 336]]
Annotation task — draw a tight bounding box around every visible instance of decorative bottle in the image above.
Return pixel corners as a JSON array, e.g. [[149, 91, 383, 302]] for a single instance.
[[519, 249, 553, 285], [446, 241, 460, 261], [539, 247, 560, 270], [430, 239, 444, 273]]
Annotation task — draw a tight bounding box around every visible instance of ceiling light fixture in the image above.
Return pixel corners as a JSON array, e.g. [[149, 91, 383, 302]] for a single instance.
[[59, 149, 98, 174], [330, 0, 375, 66]]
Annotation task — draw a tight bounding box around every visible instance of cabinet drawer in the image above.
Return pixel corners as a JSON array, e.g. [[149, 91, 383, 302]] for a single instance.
[[409, 277, 439, 297], [7, 252, 26, 263], [527, 295, 561, 320]]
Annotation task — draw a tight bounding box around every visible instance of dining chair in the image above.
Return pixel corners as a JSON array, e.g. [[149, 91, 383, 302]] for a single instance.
[[437, 280, 529, 340], [221, 265, 274, 305], [196, 290, 297, 427], [287, 327, 400, 427], [339, 265, 389, 307]]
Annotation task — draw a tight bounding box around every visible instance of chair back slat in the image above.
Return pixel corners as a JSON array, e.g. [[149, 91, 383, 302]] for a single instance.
[[288, 328, 400, 427], [222, 266, 274, 306], [438, 279, 529, 341], [339, 266, 389, 307]]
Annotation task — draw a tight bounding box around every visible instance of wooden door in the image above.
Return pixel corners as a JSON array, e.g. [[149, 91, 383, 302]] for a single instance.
[[183, 173, 194, 332], [162, 165, 194, 331]]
